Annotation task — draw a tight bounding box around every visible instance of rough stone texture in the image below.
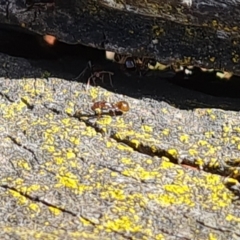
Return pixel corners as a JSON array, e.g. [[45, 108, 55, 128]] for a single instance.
[[1, 50, 240, 239], [1, 0, 240, 74]]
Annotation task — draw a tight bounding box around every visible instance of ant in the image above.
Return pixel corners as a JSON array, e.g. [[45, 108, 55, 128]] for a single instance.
[[109, 53, 155, 76], [74, 61, 114, 90], [91, 100, 130, 117]]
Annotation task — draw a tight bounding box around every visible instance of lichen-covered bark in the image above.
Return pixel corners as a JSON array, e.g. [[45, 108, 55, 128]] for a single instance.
[[0, 0, 240, 73]]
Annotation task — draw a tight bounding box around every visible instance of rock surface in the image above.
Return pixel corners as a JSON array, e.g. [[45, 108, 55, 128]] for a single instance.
[[0, 41, 240, 238], [1, 3, 240, 238]]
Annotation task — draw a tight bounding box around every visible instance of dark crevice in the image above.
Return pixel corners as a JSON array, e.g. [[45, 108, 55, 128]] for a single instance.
[[0, 23, 106, 60], [7, 135, 40, 165], [42, 104, 62, 114], [110, 136, 240, 183], [0, 92, 14, 102], [196, 219, 240, 236], [21, 97, 34, 110], [0, 184, 77, 216], [110, 137, 240, 196]]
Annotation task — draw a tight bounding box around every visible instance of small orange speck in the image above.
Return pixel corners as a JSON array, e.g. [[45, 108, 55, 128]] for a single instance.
[[43, 35, 56, 46]]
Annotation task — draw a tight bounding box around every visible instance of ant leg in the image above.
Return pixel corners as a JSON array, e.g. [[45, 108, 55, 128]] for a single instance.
[[86, 77, 91, 90], [88, 61, 92, 70], [92, 76, 97, 86], [73, 61, 91, 80], [109, 73, 114, 87], [98, 73, 104, 85], [86, 75, 97, 91]]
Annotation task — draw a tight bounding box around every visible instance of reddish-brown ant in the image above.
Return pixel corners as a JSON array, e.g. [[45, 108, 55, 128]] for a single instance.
[[91, 100, 130, 117], [108, 52, 155, 76], [74, 61, 114, 89]]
